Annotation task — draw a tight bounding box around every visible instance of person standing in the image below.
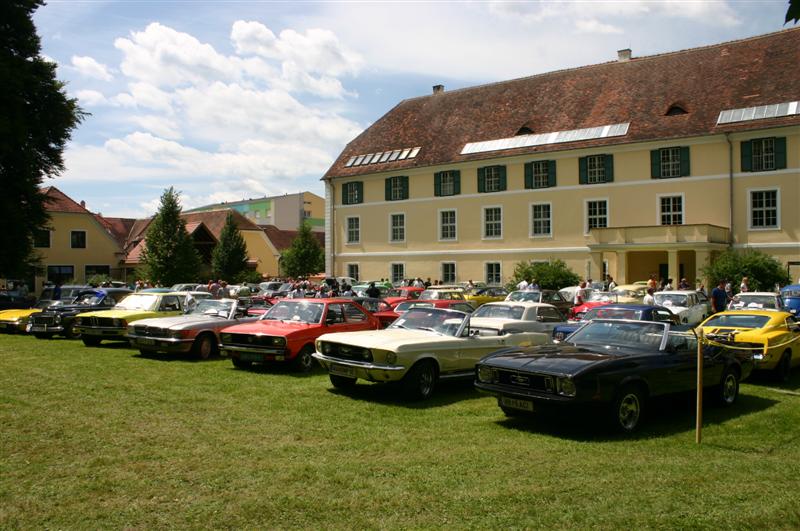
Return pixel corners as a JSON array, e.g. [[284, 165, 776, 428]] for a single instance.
[[573, 281, 587, 306], [607, 275, 617, 291], [740, 277, 750, 293], [516, 278, 528, 291], [643, 287, 655, 306], [711, 280, 728, 314], [365, 282, 380, 298]]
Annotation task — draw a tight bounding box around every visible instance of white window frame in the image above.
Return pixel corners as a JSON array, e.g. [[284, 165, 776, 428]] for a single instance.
[[438, 208, 457, 242], [584, 198, 609, 235], [346, 263, 360, 282], [441, 262, 457, 284], [586, 155, 606, 184], [660, 147, 682, 178], [343, 182, 361, 205], [484, 166, 502, 192], [529, 201, 553, 238], [752, 138, 776, 172], [656, 193, 685, 226], [747, 187, 780, 231], [70, 230, 87, 249], [482, 205, 503, 240], [440, 171, 456, 196], [389, 176, 405, 201], [345, 216, 360, 245], [388, 212, 406, 243], [485, 262, 502, 285], [390, 263, 405, 284], [531, 160, 550, 188]]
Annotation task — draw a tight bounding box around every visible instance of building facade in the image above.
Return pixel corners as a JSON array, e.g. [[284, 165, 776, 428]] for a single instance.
[[186, 192, 325, 232], [323, 29, 800, 287]]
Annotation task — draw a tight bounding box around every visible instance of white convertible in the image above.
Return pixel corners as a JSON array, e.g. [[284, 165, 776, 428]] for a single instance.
[[469, 301, 567, 334], [313, 307, 549, 400]]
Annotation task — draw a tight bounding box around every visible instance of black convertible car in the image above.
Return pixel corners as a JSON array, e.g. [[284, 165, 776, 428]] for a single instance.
[[27, 287, 132, 339], [475, 319, 753, 432]]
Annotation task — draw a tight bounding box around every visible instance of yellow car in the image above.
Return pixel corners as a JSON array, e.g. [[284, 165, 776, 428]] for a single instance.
[[697, 310, 800, 381], [463, 287, 510, 309], [611, 284, 647, 303], [74, 292, 187, 346], [0, 303, 49, 333]]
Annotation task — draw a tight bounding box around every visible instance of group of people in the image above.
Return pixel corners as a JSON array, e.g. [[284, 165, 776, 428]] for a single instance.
[[515, 278, 541, 291]]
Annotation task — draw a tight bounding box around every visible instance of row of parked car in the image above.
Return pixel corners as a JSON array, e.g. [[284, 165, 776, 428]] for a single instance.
[[2, 282, 800, 433]]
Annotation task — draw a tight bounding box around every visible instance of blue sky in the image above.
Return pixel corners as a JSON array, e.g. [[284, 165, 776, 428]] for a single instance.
[[34, 0, 792, 218]]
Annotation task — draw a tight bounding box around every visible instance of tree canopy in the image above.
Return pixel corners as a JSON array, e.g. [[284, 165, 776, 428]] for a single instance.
[[138, 188, 201, 286], [701, 249, 790, 293], [0, 0, 84, 277], [211, 212, 249, 282], [280, 222, 324, 278], [505, 259, 580, 291]]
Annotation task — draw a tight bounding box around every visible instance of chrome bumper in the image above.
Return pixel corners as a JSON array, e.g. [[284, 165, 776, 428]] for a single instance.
[[128, 334, 194, 352], [312, 352, 407, 382]]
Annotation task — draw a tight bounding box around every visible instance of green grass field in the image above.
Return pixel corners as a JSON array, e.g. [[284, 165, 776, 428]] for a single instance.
[[2, 334, 800, 529]]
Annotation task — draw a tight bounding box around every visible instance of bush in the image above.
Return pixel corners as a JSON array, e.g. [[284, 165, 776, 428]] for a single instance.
[[86, 274, 112, 287], [701, 249, 790, 293], [505, 259, 580, 291]]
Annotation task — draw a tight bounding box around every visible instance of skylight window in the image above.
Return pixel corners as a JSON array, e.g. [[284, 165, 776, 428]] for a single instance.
[[344, 147, 421, 168], [408, 147, 421, 158], [461, 123, 630, 155], [379, 151, 392, 162], [717, 101, 798, 124], [398, 149, 411, 160], [345, 156, 357, 167], [354, 155, 366, 165]]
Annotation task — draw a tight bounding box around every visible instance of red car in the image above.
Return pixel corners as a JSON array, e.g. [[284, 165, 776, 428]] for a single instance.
[[219, 298, 381, 371], [384, 286, 425, 308], [374, 299, 475, 324], [570, 291, 619, 320]]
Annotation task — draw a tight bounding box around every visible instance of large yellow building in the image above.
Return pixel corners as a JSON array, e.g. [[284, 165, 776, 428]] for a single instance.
[[323, 29, 800, 286]]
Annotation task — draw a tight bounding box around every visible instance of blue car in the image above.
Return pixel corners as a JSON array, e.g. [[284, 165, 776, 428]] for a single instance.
[[781, 285, 800, 316], [552, 304, 680, 341]]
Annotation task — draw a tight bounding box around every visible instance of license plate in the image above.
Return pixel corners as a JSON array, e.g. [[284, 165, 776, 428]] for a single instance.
[[240, 352, 263, 362], [330, 363, 355, 378], [501, 396, 534, 412], [140, 338, 155, 345]]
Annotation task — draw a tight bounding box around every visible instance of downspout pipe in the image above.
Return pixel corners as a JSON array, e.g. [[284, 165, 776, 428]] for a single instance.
[[725, 133, 734, 247]]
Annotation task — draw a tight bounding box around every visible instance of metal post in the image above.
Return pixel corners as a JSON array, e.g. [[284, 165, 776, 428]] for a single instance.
[[696, 328, 704, 444]]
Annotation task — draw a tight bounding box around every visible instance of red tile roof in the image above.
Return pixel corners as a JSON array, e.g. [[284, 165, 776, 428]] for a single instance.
[[42, 186, 90, 213], [324, 28, 800, 179], [262, 225, 325, 252]]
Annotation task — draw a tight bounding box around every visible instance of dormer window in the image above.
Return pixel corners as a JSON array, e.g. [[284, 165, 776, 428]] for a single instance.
[[515, 126, 534, 136], [666, 104, 688, 116]]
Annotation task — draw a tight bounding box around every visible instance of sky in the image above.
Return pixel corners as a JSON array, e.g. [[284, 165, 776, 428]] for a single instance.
[[34, 0, 793, 219]]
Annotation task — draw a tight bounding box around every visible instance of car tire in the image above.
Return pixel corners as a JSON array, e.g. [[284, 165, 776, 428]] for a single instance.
[[82, 337, 101, 347], [401, 359, 437, 401], [293, 345, 315, 373], [329, 374, 357, 389], [714, 367, 739, 407], [63, 323, 79, 339], [192, 333, 216, 361], [34, 333, 54, 340], [774, 351, 792, 383], [232, 358, 252, 370], [611, 384, 645, 433]]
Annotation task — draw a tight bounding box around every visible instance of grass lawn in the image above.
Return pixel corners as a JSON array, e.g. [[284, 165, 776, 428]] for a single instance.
[[2, 334, 800, 528]]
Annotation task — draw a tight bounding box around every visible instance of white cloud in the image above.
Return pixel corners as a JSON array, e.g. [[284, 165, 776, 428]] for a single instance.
[[130, 115, 182, 140], [71, 55, 113, 81], [575, 19, 623, 35], [75, 89, 108, 106]]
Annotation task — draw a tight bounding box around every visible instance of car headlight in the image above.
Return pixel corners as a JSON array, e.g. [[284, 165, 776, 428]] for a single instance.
[[272, 337, 286, 346], [477, 365, 495, 383], [558, 378, 576, 397], [320, 342, 333, 355], [54, 314, 61, 323], [112, 319, 126, 327], [361, 348, 373, 362], [221, 333, 232, 343], [169, 330, 184, 339], [385, 351, 397, 365], [127, 325, 135, 334]]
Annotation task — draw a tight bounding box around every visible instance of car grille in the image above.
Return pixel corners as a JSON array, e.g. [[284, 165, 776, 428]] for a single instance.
[[31, 314, 56, 326], [319, 342, 371, 362], [223, 333, 282, 348], [133, 325, 168, 338], [496, 369, 555, 393], [78, 317, 117, 327]]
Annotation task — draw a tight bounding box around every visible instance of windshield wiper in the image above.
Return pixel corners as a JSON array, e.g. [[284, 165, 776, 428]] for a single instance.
[[416, 326, 442, 334]]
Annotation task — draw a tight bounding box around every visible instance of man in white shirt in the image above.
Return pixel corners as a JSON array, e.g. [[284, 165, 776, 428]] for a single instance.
[[516, 278, 528, 291], [643, 287, 656, 306]]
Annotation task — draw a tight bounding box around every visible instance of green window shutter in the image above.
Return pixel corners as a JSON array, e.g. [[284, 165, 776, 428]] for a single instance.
[[453, 170, 461, 195], [547, 160, 557, 187], [434, 172, 442, 196], [604, 155, 614, 183], [578, 157, 588, 184], [498, 166, 507, 191], [524, 162, 533, 189], [740, 140, 752, 172], [774, 137, 787, 170], [650, 149, 661, 179], [385, 178, 392, 201], [356, 182, 363, 203], [477, 167, 486, 193], [680, 146, 690, 177], [342, 183, 349, 204], [401, 176, 409, 199]]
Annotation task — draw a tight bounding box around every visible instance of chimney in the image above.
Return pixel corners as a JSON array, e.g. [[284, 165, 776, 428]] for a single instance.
[[432, 84, 444, 94], [617, 48, 632, 62], [80, 200, 86, 208]]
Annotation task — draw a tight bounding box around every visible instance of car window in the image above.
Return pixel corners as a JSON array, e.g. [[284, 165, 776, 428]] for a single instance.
[[666, 332, 697, 353], [159, 295, 181, 311], [326, 304, 346, 324], [654, 310, 673, 322], [452, 303, 474, 313], [344, 303, 368, 322], [538, 307, 562, 322]]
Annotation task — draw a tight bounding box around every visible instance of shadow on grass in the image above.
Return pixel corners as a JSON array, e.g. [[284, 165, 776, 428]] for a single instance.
[[493, 391, 779, 442], [744, 369, 800, 392], [324, 377, 483, 409], [223, 360, 326, 378]]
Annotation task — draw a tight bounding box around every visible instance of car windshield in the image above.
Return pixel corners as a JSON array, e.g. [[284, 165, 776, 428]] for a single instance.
[[568, 320, 667, 350], [74, 292, 104, 305], [472, 304, 525, 320], [115, 294, 159, 311], [189, 299, 233, 317], [261, 301, 324, 324], [654, 293, 688, 307], [584, 307, 643, 321], [613, 288, 644, 298], [506, 291, 541, 302], [730, 295, 778, 309], [395, 301, 433, 312], [782, 289, 800, 298], [418, 290, 439, 300], [588, 291, 618, 303], [702, 314, 771, 329], [388, 307, 467, 336]]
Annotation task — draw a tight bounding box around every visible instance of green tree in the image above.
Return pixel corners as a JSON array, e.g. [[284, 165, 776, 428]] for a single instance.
[[0, 0, 84, 278], [280, 222, 324, 278], [139, 187, 201, 286], [211, 212, 249, 281], [505, 259, 580, 291], [701, 249, 790, 293], [787, 0, 799, 24]]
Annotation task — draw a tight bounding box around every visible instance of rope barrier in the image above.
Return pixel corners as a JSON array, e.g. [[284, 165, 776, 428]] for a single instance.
[[703, 335, 800, 352]]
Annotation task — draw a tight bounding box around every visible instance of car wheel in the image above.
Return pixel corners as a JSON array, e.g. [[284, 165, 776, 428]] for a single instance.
[[34, 333, 54, 340], [293, 345, 315, 373], [774, 351, 792, 383], [715, 367, 739, 407], [192, 334, 216, 360], [63, 323, 79, 339], [232, 358, 252, 370], [611, 384, 644, 433], [330, 374, 357, 389], [82, 337, 101, 347], [401, 359, 437, 401]]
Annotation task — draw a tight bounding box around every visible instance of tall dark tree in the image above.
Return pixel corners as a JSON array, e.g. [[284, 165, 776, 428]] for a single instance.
[[139, 187, 201, 286], [211, 211, 249, 281], [280, 222, 324, 278], [0, 0, 84, 277], [787, 0, 799, 23]]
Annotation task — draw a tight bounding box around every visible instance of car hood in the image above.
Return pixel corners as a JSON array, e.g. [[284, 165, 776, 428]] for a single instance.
[[0, 308, 41, 320], [483, 344, 620, 375], [132, 314, 241, 329], [223, 319, 320, 335], [317, 328, 462, 352], [76, 309, 161, 320]]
